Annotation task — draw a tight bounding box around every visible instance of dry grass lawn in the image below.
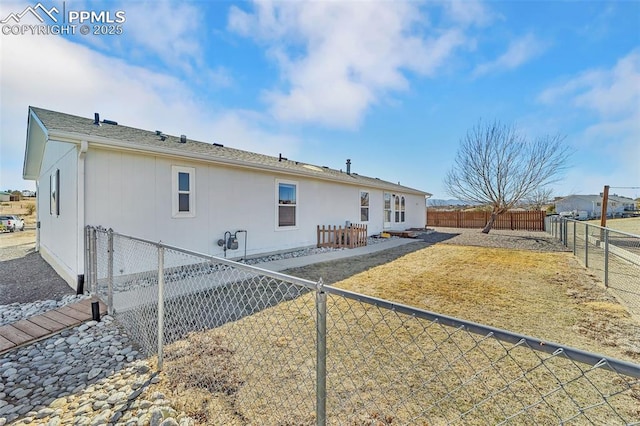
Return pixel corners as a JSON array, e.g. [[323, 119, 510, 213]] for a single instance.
[[148, 243, 640, 425], [588, 217, 640, 235]]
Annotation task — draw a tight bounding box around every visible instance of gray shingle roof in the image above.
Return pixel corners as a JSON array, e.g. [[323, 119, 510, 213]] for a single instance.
[[30, 107, 429, 196]]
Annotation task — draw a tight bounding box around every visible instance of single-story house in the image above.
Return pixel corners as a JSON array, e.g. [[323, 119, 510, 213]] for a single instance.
[[23, 107, 431, 289], [0, 192, 10, 202], [555, 194, 635, 218]]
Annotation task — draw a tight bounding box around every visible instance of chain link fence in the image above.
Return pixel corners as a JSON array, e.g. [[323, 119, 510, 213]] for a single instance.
[[546, 216, 640, 318], [86, 226, 640, 425]]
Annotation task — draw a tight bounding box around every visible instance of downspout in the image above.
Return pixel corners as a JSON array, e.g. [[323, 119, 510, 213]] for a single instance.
[[35, 180, 40, 252], [425, 194, 432, 229], [77, 141, 88, 293]]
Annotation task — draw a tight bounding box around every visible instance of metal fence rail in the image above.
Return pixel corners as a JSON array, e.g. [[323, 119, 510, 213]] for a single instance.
[[545, 217, 640, 317], [86, 226, 640, 425]]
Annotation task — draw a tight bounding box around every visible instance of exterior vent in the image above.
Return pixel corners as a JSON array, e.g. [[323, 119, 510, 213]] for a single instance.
[[155, 130, 162, 135], [279, 153, 288, 162], [103, 119, 118, 125], [213, 143, 224, 147], [180, 135, 187, 143], [346, 159, 351, 175], [159, 133, 167, 141], [93, 113, 101, 126]]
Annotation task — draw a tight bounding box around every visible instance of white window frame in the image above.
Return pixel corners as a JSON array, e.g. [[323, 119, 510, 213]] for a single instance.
[[401, 196, 406, 223], [50, 169, 60, 216], [383, 192, 392, 226], [276, 179, 298, 230], [360, 190, 369, 222], [172, 166, 196, 218], [394, 195, 400, 223]]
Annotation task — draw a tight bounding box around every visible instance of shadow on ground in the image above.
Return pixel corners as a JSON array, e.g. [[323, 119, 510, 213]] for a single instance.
[[283, 232, 460, 284]]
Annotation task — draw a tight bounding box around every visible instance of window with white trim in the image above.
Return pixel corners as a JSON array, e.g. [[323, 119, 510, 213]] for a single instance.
[[277, 180, 297, 228], [394, 195, 400, 222], [172, 166, 195, 218], [383, 192, 391, 223], [401, 196, 405, 222], [50, 169, 60, 216], [360, 191, 369, 222]]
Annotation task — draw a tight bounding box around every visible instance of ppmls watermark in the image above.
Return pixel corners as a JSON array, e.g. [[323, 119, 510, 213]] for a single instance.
[[1, 2, 125, 36]]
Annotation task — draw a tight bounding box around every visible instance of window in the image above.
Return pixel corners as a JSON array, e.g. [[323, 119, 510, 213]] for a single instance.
[[50, 169, 59, 216], [395, 195, 400, 222], [277, 180, 297, 228], [401, 196, 405, 222], [383, 192, 391, 223], [172, 166, 195, 218], [360, 191, 369, 222]]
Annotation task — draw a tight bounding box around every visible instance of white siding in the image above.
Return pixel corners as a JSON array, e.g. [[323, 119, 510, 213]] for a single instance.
[[37, 140, 79, 288], [84, 148, 425, 259]]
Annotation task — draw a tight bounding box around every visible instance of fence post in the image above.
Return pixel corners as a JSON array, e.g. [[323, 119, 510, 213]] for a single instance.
[[604, 228, 609, 288], [584, 223, 589, 268], [84, 226, 91, 294], [157, 245, 165, 371], [573, 222, 576, 256], [90, 227, 98, 295], [316, 279, 327, 426], [107, 228, 114, 315]]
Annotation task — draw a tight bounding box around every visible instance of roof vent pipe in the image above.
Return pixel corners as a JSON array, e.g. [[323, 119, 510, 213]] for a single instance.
[[180, 135, 187, 143], [279, 153, 287, 162], [94, 113, 100, 125], [346, 159, 351, 175]]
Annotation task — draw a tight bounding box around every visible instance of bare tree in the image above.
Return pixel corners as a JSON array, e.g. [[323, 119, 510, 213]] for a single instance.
[[444, 120, 570, 233], [524, 187, 553, 210]]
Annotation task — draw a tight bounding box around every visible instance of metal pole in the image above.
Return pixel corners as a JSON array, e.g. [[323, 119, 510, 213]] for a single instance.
[[316, 279, 327, 426], [584, 224, 589, 268], [157, 246, 165, 371], [107, 229, 114, 315], [604, 228, 609, 287], [563, 220, 568, 247], [84, 226, 90, 294], [90, 227, 97, 295], [573, 222, 576, 256]]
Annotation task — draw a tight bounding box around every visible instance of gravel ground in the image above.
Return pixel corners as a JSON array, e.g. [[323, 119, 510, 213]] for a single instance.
[[427, 227, 571, 252], [0, 243, 74, 306]]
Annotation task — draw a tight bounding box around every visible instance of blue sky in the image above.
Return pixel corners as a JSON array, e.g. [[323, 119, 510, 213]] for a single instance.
[[1, 0, 638, 200]]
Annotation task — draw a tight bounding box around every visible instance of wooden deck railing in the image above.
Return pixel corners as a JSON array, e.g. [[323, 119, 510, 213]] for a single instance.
[[317, 224, 368, 248]]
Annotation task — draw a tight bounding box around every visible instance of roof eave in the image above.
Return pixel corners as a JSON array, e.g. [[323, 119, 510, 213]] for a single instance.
[[47, 129, 428, 195], [23, 108, 49, 181]]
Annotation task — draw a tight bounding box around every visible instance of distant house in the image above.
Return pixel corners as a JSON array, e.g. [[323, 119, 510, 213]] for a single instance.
[[23, 107, 431, 289], [21, 190, 36, 197], [555, 194, 635, 218], [0, 191, 10, 202]]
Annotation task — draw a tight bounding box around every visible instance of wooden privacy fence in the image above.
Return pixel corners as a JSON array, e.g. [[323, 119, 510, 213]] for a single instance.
[[317, 224, 368, 248], [427, 210, 546, 231]]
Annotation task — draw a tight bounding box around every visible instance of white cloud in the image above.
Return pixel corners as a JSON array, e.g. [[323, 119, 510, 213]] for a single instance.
[[537, 50, 640, 191], [0, 34, 297, 190], [112, 0, 205, 75], [444, 0, 493, 27], [228, 1, 469, 129], [538, 51, 640, 117], [473, 33, 547, 76]]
